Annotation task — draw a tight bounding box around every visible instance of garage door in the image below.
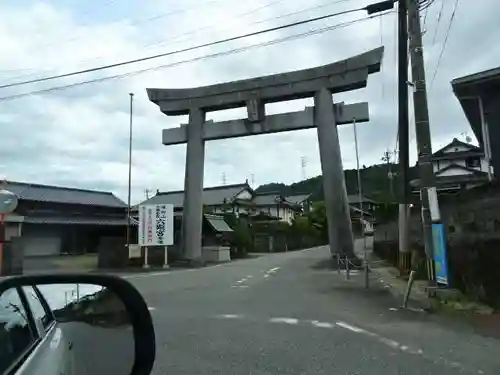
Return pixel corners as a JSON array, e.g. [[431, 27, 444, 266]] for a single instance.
[[22, 226, 62, 257]]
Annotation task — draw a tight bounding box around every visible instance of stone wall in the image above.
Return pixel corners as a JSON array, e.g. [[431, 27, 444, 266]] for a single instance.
[[374, 182, 500, 306]]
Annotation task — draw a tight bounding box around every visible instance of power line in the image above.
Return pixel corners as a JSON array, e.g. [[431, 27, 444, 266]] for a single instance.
[[0, 5, 369, 90], [429, 0, 460, 88], [26, 0, 232, 54], [5, 0, 288, 83], [131, 0, 356, 53], [29, 0, 118, 39], [7, 0, 356, 85], [421, 1, 431, 31], [431, 0, 445, 45], [0, 11, 394, 103], [135, 0, 290, 54]]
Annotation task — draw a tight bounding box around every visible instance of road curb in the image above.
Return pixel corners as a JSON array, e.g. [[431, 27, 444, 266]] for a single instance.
[[368, 266, 433, 312]]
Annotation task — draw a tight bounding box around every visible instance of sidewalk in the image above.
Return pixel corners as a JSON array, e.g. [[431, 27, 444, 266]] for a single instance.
[[353, 237, 432, 311]]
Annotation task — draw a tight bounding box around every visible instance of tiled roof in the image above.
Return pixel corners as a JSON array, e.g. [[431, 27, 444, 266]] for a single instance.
[[22, 216, 134, 226], [204, 214, 233, 232], [138, 183, 250, 208], [433, 138, 481, 157], [2, 180, 126, 208], [252, 192, 301, 208], [252, 194, 281, 206], [347, 195, 377, 204], [435, 163, 488, 177], [285, 194, 311, 205]]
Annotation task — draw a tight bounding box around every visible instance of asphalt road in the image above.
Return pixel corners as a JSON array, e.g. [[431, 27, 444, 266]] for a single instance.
[[59, 321, 134, 375], [127, 246, 500, 375]]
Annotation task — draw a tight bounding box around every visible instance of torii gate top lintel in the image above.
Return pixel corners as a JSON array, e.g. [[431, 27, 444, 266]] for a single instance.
[[147, 47, 384, 116]]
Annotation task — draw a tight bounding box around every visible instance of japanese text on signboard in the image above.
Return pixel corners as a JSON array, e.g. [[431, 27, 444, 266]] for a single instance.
[[138, 204, 174, 246]]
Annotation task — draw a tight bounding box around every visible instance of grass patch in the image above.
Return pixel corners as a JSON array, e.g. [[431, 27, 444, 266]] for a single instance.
[[52, 254, 98, 270]]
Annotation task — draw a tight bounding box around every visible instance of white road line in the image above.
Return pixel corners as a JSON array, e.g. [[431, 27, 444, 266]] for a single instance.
[[340, 270, 360, 275], [336, 321, 429, 359], [124, 271, 172, 279], [216, 314, 244, 319], [236, 279, 246, 283], [231, 285, 249, 288], [212, 313, 465, 371], [263, 274, 270, 278], [268, 267, 280, 273], [335, 321, 366, 333], [378, 337, 401, 349], [311, 321, 335, 329], [123, 263, 227, 279], [148, 307, 156, 311], [246, 275, 253, 278], [269, 317, 299, 325]]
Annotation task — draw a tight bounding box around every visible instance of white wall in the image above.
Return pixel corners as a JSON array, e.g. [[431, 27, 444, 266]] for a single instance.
[[442, 144, 470, 153], [480, 158, 489, 172], [433, 159, 456, 173], [235, 190, 252, 200], [211, 203, 296, 223], [266, 206, 295, 224], [433, 156, 486, 174], [438, 167, 474, 177]]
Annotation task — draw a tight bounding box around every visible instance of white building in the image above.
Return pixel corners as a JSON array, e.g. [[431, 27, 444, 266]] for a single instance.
[[411, 138, 491, 194], [135, 182, 308, 224]]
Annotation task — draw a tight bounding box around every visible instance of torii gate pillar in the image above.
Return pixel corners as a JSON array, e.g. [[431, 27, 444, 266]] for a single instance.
[[148, 47, 384, 264]]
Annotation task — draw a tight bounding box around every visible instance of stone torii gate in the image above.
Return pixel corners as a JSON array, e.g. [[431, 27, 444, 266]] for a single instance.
[[147, 47, 384, 264]]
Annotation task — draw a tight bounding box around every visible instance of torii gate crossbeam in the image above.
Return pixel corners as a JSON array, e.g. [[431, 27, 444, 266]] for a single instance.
[[147, 47, 384, 264]]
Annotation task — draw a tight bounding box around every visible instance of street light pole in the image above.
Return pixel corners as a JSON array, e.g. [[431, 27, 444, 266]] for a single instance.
[[126, 93, 134, 251], [353, 118, 369, 288]]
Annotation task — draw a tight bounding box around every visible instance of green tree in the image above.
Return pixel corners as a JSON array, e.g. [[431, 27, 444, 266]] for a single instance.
[[304, 201, 328, 243], [232, 218, 253, 257]]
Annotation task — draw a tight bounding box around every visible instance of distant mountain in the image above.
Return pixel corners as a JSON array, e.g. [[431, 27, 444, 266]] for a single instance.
[[255, 163, 419, 203]]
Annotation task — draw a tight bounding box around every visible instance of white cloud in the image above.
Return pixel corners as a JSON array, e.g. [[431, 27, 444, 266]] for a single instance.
[[0, 0, 499, 204]]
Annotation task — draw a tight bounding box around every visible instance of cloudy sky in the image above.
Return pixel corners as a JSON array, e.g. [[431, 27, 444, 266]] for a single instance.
[[0, 0, 497, 204]]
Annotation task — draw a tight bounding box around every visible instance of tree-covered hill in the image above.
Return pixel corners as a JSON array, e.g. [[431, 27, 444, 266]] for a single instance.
[[255, 163, 419, 203]]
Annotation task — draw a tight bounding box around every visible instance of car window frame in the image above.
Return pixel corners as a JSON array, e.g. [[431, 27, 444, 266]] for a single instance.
[[0, 287, 41, 375], [19, 286, 55, 333], [32, 286, 56, 331]]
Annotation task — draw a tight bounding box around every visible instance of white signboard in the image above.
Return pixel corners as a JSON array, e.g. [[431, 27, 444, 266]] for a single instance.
[[128, 244, 141, 259], [426, 187, 441, 222], [138, 204, 174, 247]]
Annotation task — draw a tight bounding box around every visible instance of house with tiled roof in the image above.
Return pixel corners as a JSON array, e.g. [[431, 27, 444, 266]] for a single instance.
[[2, 180, 129, 257], [135, 182, 305, 224], [410, 138, 490, 194]]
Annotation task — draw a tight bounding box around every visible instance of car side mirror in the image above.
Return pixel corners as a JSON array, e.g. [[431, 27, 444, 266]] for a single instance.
[[0, 274, 155, 375]]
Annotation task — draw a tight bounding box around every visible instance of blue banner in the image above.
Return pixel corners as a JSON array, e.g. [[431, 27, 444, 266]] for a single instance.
[[432, 223, 449, 286]]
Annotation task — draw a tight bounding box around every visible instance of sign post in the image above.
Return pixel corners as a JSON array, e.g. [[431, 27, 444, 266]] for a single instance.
[[138, 204, 174, 269], [432, 223, 449, 286]]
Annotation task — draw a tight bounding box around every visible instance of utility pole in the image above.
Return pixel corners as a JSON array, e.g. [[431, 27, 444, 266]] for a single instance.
[[397, 0, 411, 273], [408, 0, 436, 280], [126, 93, 134, 252], [381, 149, 395, 199], [301, 156, 307, 181], [353, 119, 369, 288]]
